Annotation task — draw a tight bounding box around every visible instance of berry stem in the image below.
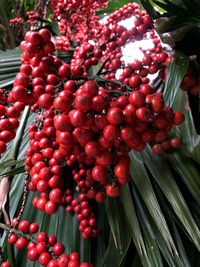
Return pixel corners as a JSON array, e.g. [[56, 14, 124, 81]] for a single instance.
[[96, 57, 110, 75]]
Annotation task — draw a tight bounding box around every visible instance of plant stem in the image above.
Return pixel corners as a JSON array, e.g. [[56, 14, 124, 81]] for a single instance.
[[96, 57, 110, 75]]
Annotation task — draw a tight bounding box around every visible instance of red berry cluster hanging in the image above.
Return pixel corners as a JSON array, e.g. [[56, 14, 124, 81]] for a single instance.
[[181, 64, 200, 95], [0, 1, 189, 266], [49, 0, 108, 49], [6, 219, 93, 267], [65, 191, 97, 239], [9, 24, 185, 205], [0, 89, 24, 155], [7, 2, 185, 251]]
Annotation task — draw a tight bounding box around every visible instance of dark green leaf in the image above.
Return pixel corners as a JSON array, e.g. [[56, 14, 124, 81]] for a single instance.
[[141, 147, 200, 251], [140, 0, 159, 19], [167, 152, 200, 205], [105, 197, 130, 253], [130, 151, 178, 255], [163, 51, 189, 106]]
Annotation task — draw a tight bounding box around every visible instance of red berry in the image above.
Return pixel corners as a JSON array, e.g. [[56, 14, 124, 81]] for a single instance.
[[107, 107, 123, 125], [92, 166, 107, 183], [28, 248, 39, 261], [85, 141, 101, 158], [29, 223, 39, 233], [173, 112, 185, 125], [53, 243, 65, 256], [18, 220, 30, 232], [106, 184, 121, 197], [39, 252, 52, 266], [8, 233, 18, 244], [15, 237, 28, 249]]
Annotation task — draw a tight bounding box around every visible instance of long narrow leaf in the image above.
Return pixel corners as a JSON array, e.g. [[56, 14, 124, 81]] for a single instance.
[[130, 151, 178, 255], [141, 147, 200, 251], [163, 51, 189, 105]]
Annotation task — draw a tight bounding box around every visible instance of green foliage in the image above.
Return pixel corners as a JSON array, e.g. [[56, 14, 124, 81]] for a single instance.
[[163, 51, 189, 105]]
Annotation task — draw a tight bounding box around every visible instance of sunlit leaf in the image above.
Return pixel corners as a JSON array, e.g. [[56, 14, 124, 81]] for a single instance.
[[163, 51, 189, 106]]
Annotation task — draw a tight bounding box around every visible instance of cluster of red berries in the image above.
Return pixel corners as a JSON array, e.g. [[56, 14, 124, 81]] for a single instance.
[[26, 109, 98, 239], [9, 25, 185, 201], [49, 0, 108, 45], [151, 136, 183, 155], [7, 219, 93, 267], [26, 111, 65, 215], [8, 29, 55, 106], [71, 43, 100, 71], [54, 36, 71, 53], [181, 64, 200, 95], [0, 90, 23, 155], [9, 17, 24, 25], [65, 190, 97, 239]]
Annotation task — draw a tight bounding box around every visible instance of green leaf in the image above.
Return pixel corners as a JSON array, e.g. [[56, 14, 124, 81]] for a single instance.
[[0, 159, 24, 169], [132, 181, 185, 267], [140, 0, 160, 18], [97, 0, 141, 15], [0, 165, 24, 177], [152, 0, 188, 16], [101, 234, 130, 267], [163, 51, 189, 106], [172, 90, 200, 163], [130, 151, 178, 255], [181, 0, 200, 16], [141, 147, 200, 251], [167, 151, 200, 205], [119, 185, 151, 266], [132, 186, 164, 267], [105, 198, 130, 253]]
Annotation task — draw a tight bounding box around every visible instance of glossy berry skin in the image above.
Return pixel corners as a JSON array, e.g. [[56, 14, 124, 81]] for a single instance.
[[173, 112, 185, 125], [18, 220, 30, 232], [129, 75, 141, 88], [107, 107, 123, 125], [106, 184, 121, 198], [68, 260, 79, 267], [27, 249, 39, 261], [1, 262, 10, 267], [47, 259, 59, 267], [8, 233, 18, 244], [136, 107, 151, 122], [49, 189, 63, 203], [29, 223, 39, 233], [114, 163, 129, 179], [85, 141, 101, 157], [92, 166, 107, 183], [129, 91, 145, 107], [39, 252, 52, 266], [36, 242, 48, 254], [15, 237, 28, 249], [53, 243, 65, 256], [36, 232, 48, 243]]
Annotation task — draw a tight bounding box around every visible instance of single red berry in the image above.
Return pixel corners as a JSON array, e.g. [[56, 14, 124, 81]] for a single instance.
[[107, 107, 123, 125], [15, 237, 28, 249], [18, 220, 30, 232], [27, 248, 39, 261], [39, 252, 52, 266], [106, 184, 121, 198], [53, 243, 65, 256], [8, 233, 18, 244]]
